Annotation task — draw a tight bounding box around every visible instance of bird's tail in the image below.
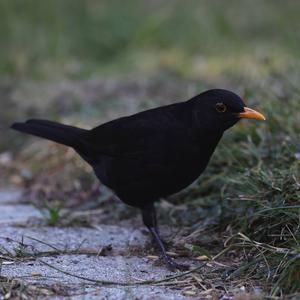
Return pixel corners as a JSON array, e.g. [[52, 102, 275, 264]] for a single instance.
[[11, 119, 88, 151]]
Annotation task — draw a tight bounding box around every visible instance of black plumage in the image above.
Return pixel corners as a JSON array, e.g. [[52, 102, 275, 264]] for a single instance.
[[11, 89, 265, 270]]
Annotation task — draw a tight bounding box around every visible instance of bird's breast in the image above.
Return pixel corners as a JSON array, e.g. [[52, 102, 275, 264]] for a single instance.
[[91, 130, 222, 206]]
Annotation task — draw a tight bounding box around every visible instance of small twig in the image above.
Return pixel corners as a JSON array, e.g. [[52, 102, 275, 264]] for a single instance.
[[25, 236, 61, 252], [191, 274, 207, 291], [74, 239, 87, 252], [38, 259, 207, 287], [211, 244, 234, 261], [154, 279, 192, 287], [256, 205, 300, 214]]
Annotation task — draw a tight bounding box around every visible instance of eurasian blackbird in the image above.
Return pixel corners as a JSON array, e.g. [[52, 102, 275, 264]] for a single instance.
[[11, 89, 265, 270]]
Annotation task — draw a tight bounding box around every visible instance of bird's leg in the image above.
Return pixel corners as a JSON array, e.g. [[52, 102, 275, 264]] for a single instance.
[[141, 204, 189, 271], [150, 205, 159, 243], [151, 206, 158, 232]]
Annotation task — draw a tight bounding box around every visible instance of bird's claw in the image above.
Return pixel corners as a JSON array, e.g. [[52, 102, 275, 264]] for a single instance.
[[165, 258, 190, 272]]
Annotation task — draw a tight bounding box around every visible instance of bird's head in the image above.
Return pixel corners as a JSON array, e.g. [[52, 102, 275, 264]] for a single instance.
[[190, 89, 265, 132]]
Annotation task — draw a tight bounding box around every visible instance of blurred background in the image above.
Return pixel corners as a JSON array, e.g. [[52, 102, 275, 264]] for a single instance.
[[0, 0, 299, 78], [0, 0, 300, 296]]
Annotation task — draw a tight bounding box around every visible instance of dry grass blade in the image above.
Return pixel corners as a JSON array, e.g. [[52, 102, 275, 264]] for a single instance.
[[38, 259, 207, 287]]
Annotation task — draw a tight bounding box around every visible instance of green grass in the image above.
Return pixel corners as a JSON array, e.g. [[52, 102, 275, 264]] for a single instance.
[[167, 72, 300, 296]]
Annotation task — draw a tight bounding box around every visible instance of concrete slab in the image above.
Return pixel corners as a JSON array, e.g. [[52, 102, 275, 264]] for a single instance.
[[0, 189, 22, 204], [0, 225, 148, 256], [2, 255, 191, 299], [0, 190, 196, 299], [0, 204, 42, 224], [51, 286, 191, 300]]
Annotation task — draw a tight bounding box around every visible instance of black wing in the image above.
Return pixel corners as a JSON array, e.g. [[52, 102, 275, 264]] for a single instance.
[[85, 104, 187, 159], [83, 104, 198, 201]]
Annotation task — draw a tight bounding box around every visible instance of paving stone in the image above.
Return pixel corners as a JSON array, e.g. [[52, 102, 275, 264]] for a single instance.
[[0, 225, 148, 256], [51, 286, 191, 300], [0, 189, 22, 204], [2, 255, 191, 299], [0, 189, 42, 224], [0, 204, 42, 224], [0, 190, 195, 299]]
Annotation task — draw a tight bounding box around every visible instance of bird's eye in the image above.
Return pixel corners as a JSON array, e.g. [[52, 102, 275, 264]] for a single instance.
[[215, 103, 227, 113]]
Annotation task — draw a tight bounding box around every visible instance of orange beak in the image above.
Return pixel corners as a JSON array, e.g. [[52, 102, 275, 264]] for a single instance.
[[238, 107, 266, 121]]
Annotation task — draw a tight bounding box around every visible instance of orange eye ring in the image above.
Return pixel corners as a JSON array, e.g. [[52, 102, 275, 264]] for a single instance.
[[215, 103, 227, 113]]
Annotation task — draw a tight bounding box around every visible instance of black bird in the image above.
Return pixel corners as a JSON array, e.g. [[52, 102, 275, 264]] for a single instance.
[[11, 89, 265, 270]]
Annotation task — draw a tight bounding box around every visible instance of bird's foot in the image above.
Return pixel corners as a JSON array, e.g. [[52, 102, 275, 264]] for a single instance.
[[164, 257, 190, 272]]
